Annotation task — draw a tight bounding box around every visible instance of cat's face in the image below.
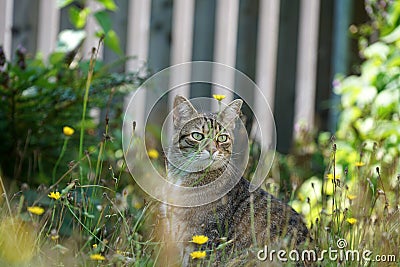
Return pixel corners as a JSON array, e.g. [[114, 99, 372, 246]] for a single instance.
[[170, 95, 242, 173]]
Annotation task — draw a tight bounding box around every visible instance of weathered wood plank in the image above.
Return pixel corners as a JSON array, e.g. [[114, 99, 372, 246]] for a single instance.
[[124, 0, 152, 133], [212, 0, 239, 108], [0, 0, 14, 57], [37, 0, 60, 58], [293, 0, 320, 133], [252, 0, 280, 144], [168, 0, 195, 104]]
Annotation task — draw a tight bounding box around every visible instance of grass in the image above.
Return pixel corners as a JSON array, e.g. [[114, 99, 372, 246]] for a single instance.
[[304, 144, 400, 266], [0, 47, 399, 267], [1, 124, 399, 267]]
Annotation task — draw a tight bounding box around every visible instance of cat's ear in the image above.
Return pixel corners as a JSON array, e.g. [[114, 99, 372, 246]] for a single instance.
[[218, 99, 243, 130], [173, 95, 198, 127]]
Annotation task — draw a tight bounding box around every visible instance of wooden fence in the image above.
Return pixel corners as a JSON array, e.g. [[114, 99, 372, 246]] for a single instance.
[[0, 0, 356, 153]]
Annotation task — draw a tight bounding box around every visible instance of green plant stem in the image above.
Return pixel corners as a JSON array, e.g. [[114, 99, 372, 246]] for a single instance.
[[79, 46, 99, 182], [66, 203, 109, 248], [0, 174, 12, 218], [52, 137, 69, 184]]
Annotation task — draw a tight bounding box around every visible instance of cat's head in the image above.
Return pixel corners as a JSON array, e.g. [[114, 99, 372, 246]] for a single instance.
[[169, 95, 242, 173]]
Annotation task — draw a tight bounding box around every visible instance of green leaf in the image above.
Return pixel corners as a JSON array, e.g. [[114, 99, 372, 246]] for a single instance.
[[372, 121, 400, 139], [49, 52, 66, 65], [94, 10, 112, 33], [381, 25, 400, 43], [104, 30, 122, 55], [387, 54, 400, 67], [97, 0, 117, 11], [69, 7, 90, 29], [57, 0, 74, 8], [371, 88, 399, 118], [356, 86, 377, 108], [56, 30, 87, 52], [363, 42, 390, 60]]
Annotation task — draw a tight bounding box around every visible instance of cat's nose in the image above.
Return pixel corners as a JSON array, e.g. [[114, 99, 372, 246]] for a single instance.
[[207, 143, 217, 154]]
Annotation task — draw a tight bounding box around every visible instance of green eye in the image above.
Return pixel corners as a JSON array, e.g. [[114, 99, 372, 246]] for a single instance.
[[217, 134, 228, 142], [191, 132, 204, 141]]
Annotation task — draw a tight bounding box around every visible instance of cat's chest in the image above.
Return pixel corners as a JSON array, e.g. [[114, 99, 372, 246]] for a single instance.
[[164, 197, 228, 237]]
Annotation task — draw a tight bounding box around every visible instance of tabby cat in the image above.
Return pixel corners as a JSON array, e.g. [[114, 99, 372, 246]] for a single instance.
[[157, 95, 309, 266]]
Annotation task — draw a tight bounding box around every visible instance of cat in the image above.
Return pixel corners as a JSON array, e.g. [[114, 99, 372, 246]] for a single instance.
[[157, 95, 310, 266]]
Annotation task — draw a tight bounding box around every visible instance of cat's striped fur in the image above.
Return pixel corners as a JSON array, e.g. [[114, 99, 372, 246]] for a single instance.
[[157, 95, 310, 266]]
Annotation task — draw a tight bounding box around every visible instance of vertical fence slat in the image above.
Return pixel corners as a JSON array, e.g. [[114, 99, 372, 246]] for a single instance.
[[83, 0, 103, 59], [329, 0, 352, 131], [0, 0, 14, 57], [293, 0, 320, 133], [167, 0, 195, 139], [124, 0, 152, 132], [212, 0, 239, 108], [252, 0, 280, 143], [126, 0, 151, 73], [37, 0, 60, 59], [168, 0, 195, 105]]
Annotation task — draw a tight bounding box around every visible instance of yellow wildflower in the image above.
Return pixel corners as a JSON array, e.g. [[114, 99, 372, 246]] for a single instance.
[[48, 191, 61, 200], [191, 235, 209, 245], [63, 126, 75, 136], [355, 161, 365, 167], [27, 206, 45, 215], [213, 94, 226, 101], [90, 254, 106, 261], [133, 200, 143, 210], [50, 234, 59, 241], [190, 250, 206, 259], [346, 194, 357, 200], [326, 173, 340, 180], [92, 244, 98, 249], [147, 148, 159, 159], [346, 218, 357, 225]]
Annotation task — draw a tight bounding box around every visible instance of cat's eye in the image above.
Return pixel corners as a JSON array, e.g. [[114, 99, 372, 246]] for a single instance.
[[191, 132, 204, 141], [217, 134, 228, 142]]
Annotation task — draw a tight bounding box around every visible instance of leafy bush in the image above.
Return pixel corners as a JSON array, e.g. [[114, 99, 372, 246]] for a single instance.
[[0, 39, 143, 186], [333, 0, 400, 183], [286, 2, 400, 264]]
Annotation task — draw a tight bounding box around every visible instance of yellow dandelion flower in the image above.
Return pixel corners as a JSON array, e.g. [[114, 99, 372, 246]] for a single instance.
[[355, 161, 365, 167], [190, 250, 206, 259], [326, 173, 340, 180], [63, 126, 75, 136], [191, 235, 209, 245], [133, 201, 143, 210], [147, 148, 159, 159], [48, 191, 61, 200], [27, 206, 45, 215], [346, 194, 357, 200], [213, 94, 226, 101], [346, 218, 357, 225], [90, 254, 106, 261], [92, 244, 98, 249]]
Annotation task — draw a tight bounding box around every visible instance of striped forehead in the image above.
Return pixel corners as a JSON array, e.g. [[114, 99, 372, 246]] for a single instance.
[[201, 115, 220, 134]]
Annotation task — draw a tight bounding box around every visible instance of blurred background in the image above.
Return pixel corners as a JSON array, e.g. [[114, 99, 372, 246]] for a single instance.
[[1, 0, 399, 189], [0, 0, 369, 153]]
